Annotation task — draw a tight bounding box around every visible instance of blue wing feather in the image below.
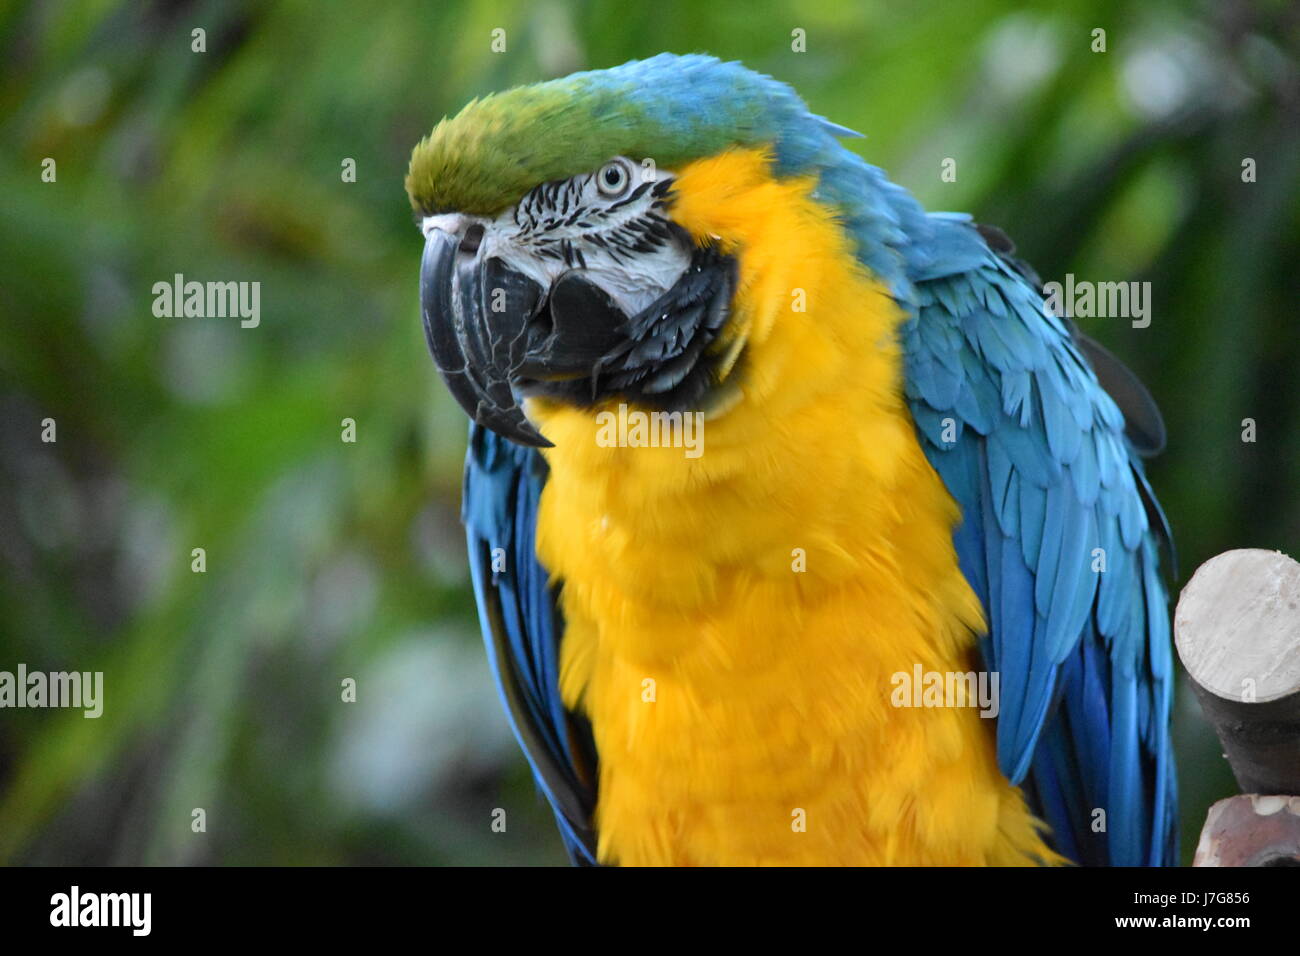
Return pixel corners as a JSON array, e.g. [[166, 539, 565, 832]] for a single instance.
[[900, 215, 1178, 865], [462, 424, 598, 864]]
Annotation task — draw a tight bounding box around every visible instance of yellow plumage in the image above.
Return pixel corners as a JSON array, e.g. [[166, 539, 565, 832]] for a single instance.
[[527, 149, 1061, 865]]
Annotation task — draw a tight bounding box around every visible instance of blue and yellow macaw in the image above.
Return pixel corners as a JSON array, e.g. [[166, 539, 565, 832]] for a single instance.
[[406, 54, 1177, 866]]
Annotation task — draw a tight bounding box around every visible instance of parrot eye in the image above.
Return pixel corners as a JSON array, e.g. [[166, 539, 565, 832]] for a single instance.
[[596, 160, 632, 198]]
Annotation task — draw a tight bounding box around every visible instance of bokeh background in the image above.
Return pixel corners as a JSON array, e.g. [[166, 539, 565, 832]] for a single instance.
[[1, 0, 1296, 865]]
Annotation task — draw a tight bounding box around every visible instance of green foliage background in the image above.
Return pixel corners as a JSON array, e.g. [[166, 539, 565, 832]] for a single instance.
[[0, 0, 1296, 865]]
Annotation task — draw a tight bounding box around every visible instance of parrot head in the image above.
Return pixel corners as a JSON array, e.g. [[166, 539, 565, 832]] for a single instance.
[[405, 54, 869, 447]]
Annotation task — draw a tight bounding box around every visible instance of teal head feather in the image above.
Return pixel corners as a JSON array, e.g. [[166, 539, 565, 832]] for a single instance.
[[404, 53, 859, 216], [405, 53, 971, 303]]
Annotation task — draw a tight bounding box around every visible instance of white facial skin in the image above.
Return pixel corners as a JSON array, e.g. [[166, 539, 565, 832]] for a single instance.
[[421, 157, 691, 316]]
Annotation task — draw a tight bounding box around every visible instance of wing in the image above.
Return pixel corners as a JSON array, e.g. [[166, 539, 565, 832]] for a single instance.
[[900, 217, 1178, 866], [461, 423, 599, 864]]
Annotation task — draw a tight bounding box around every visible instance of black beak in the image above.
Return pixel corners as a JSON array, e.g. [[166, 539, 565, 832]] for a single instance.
[[420, 227, 553, 447], [420, 228, 635, 449]]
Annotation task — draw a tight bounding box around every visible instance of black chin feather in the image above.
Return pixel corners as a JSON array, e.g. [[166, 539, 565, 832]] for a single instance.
[[522, 244, 739, 413]]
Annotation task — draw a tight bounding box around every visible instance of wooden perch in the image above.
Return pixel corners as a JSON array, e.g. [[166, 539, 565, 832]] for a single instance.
[[1176, 548, 1300, 795], [1175, 548, 1300, 866], [1193, 794, 1300, 867]]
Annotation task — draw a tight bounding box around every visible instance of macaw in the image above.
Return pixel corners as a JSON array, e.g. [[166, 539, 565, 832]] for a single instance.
[[405, 54, 1177, 866]]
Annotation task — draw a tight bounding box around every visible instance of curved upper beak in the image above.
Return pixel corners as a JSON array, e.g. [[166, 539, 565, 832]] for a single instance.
[[419, 227, 553, 448]]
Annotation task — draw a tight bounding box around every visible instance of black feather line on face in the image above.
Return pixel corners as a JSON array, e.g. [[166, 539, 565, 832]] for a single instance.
[[516, 169, 668, 239], [605, 179, 654, 213]]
